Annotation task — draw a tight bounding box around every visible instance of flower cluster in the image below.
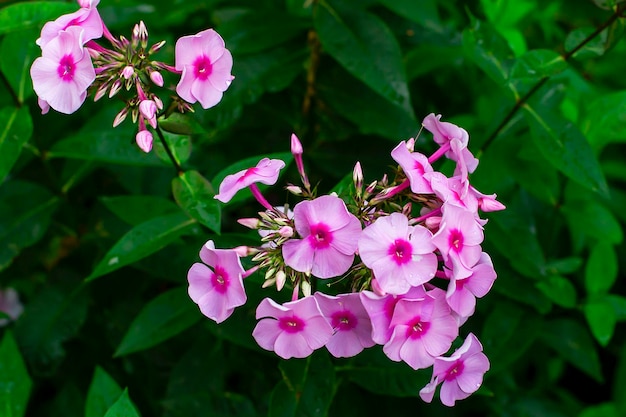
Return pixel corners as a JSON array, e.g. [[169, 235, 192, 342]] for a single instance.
[[187, 114, 504, 406], [30, 0, 233, 152]]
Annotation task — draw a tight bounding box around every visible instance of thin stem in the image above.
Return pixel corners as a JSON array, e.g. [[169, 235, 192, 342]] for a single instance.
[[0, 69, 21, 107], [155, 125, 183, 175], [480, 3, 626, 153]]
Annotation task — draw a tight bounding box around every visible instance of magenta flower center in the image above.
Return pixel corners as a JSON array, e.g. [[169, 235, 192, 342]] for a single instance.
[[210, 265, 229, 294], [388, 239, 412, 265], [308, 223, 333, 249], [407, 317, 430, 339], [57, 55, 76, 82], [444, 360, 465, 381], [448, 229, 464, 252], [413, 160, 425, 174], [331, 310, 358, 331], [278, 315, 305, 333], [193, 55, 213, 80]]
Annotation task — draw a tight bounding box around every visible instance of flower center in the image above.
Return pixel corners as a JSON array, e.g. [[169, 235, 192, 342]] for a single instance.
[[193, 55, 213, 80], [407, 316, 430, 339], [57, 55, 76, 82], [309, 223, 333, 249], [449, 229, 464, 252], [444, 360, 465, 381], [211, 266, 229, 294], [331, 310, 358, 331], [238, 167, 258, 182], [388, 239, 412, 265], [413, 160, 425, 174], [278, 315, 305, 333]]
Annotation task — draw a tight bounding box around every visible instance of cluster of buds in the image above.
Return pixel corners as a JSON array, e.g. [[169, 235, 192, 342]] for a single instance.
[[187, 114, 505, 406], [30, 0, 233, 152]]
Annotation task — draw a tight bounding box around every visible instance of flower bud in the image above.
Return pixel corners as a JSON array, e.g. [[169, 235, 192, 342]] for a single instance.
[[237, 218, 261, 229], [278, 225, 293, 238], [108, 79, 122, 98], [353, 161, 363, 193], [286, 185, 303, 195], [275, 270, 286, 291], [135, 129, 153, 153], [139, 100, 158, 128], [300, 280, 312, 297], [113, 107, 128, 127], [291, 133, 303, 156], [121, 65, 134, 80], [149, 70, 164, 87]]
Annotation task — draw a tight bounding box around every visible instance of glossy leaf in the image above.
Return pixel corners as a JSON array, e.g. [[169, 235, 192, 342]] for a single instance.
[[153, 131, 192, 167], [86, 212, 197, 281], [462, 17, 515, 85], [103, 389, 140, 417], [536, 275, 577, 308], [115, 287, 201, 356], [510, 49, 567, 80], [585, 241, 617, 294], [85, 367, 123, 417], [100, 195, 180, 226], [0, 106, 34, 182], [581, 90, 626, 151], [172, 170, 221, 233], [562, 200, 623, 244], [0, 29, 39, 103], [0, 2, 76, 34], [378, 0, 441, 31], [0, 331, 32, 417], [564, 27, 606, 59], [158, 113, 208, 136], [583, 298, 616, 347]]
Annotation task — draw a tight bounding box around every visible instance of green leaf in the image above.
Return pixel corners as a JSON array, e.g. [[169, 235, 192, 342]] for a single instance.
[[585, 242, 617, 294], [0, 180, 58, 271], [115, 287, 201, 356], [536, 275, 577, 308], [269, 352, 336, 417], [104, 389, 140, 417], [562, 200, 623, 244], [314, 0, 413, 115], [511, 49, 568, 80], [581, 90, 626, 151], [579, 403, 618, 417], [545, 257, 583, 275], [85, 367, 123, 417], [0, 331, 32, 417], [540, 318, 603, 382], [100, 195, 180, 226], [86, 212, 197, 281], [0, 29, 39, 103], [524, 104, 609, 197], [0, 2, 76, 35], [158, 113, 208, 136], [378, 0, 441, 31], [608, 294, 626, 321], [0, 106, 34, 182], [564, 27, 606, 60], [172, 170, 221, 233], [153, 131, 192, 167], [583, 298, 616, 346]]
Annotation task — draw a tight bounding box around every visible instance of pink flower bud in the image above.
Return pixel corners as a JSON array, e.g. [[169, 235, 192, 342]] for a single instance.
[[425, 216, 441, 230], [153, 95, 163, 110], [149, 70, 164, 87], [136, 129, 153, 152], [237, 218, 261, 229], [278, 225, 293, 238], [353, 161, 363, 191], [275, 270, 287, 291], [113, 107, 128, 127], [108, 79, 122, 98], [139, 100, 157, 128], [291, 133, 303, 155], [286, 185, 303, 195], [121, 65, 134, 80]]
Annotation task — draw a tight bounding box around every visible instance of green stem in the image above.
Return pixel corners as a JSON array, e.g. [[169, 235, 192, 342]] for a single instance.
[[155, 125, 183, 175], [479, 3, 626, 154], [0, 69, 20, 108]]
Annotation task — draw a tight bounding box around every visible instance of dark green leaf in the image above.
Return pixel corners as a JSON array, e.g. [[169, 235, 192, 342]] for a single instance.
[[314, 0, 413, 115], [585, 241, 617, 294], [0, 2, 76, 34], [511, 49, 567, 80], [462, 17, 515, 85], [562, 200, 623, 244], [564, 27, 606, 60], [608, 294, 626, 321], [378, 0, 441, 31], [0, 106, 34, 182], [153, 131, 192, 167], [583, 298, 616, 346], [540, 318, 603, 382], [0, 331, 32, 417], [581, 90, 626, 151], [158, 113, 208, 136], [0, 29, 39, 103], [100, 195, 180, 226], [172, 170, 221, 233], [579, 403, 618, 417], [536, 275, 577, 308], [85, 367, 123, 417], [115, 287, 200, 356], [103, 389, 140, 417], [545, 257, 583, 275], [86, 212, 197, 281]]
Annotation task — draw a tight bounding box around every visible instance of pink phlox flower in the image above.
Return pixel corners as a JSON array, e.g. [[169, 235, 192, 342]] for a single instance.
[[175, 28, 234, 109], [426, 172, 478, 213], [314, 292, 375, 357], [445, 252, 497, 318], [422, 114, 478, 174], [215, 158, 286, 203], [391, 140, 434, 194], [419, 333, 490, 406], [432, 205, 484, 281], [187, 240, 247, 324], [282, 195, 361, 279], [360, 286, 426, 345], [31, 26, 96, 114], [358, 212, 437, 295], [0, 288, 24, 326], [36, 1, 103, 48], [383, 288, 458, 370], [469, 186, 506, 212], [252, 296, 333, 359]]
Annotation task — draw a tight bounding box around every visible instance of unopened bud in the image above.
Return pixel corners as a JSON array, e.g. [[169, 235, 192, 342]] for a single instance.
[[149, 40, 166, 54], [478, 195, 506, 212], [112, 107, 128, 127], [153, 95, 163, 110], [291, 133, 303, 155], [353, 161, 363, 193], [237, 218, 261, 229], [406, 138, 415, 152], [108, 79, 122, 98], [275, 270, 287, 291], [232, 245, 255, 257], [93, 82, 109, 102], [424, 216, 441, 229], [262, 277, 276, 288], [365, 180, 377, 195], [265, 268, 276, 280], [135, 128, 153, 153], [301, 280, 312, 297], [286, 185, 303, 195], [278, 225, 293, 238], [121, 65, 134, 80], [149, 70, 164, 87], [138, 21, 148, 48], [139, 100, 158, 128]]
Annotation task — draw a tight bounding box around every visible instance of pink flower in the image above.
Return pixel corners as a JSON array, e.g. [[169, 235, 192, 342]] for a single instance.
[[0, 288, 24, 326], [175, 28, 234, 109], [282, 195, 362, 278], [446, 252, 497, 317], [252, 296, 333, 359], [419, 333, 490, 406], [139, 100, 157, 128], [358, 213, 437, 295], [30, 27, 96, 114], [135, 128, 153, 153], [422, 114, 478, 175], [383, 289, 459, 370], [187, 240, 247, 323], [215, 158, 286, 204], [391, 140, 433, 194], [36, 1, 103, 48], [314, 292, 375, 357]]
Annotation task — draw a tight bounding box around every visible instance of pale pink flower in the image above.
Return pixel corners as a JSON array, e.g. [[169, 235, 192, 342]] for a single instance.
[[135, 128, 153, 153], [253, 296, 333, 359], [469, 186, 506, 212], [419, 333, 490, 406], [187, 240, 247, 323], [358, 213, 437, 295], [314, 292, 375, 358], [215, 158, 286, 204], [30, 27, 96, 114], [446, 252, 497, 318], [282, 195, 361, 278], [139, 100, 157, 128], [422, 114, 478, 174], [0, 288, 24, 326], [175, 28, 234, 109], [36, 1, 103, 48], [391, 140, 433, 194]]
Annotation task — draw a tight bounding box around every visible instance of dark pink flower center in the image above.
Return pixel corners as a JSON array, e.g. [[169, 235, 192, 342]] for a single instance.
[[57, 55, 76, 82], [407, 316, 430, 339], [413, 160, 425, 174], [193, 55, 213, 80], [448, 229, 464, 252], [211, 265, 229, 294], [278, 315, 305, 333], [331, 310, 358, 331], [444, 360, 465, 381], [308, 223, 333, 249], [238, 167, 257, 182], [388, 239, 412, 265]]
